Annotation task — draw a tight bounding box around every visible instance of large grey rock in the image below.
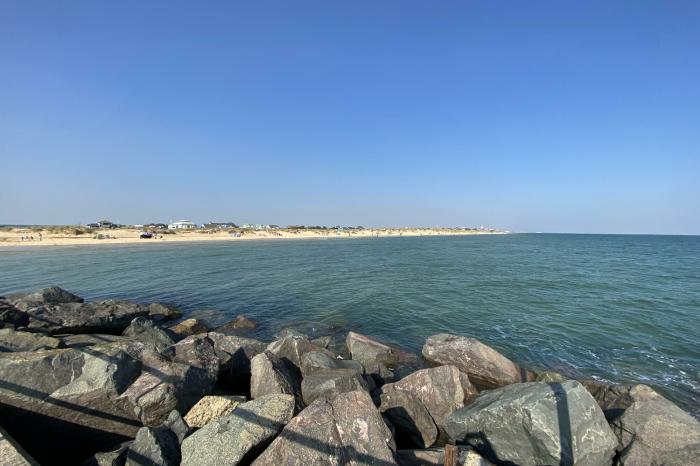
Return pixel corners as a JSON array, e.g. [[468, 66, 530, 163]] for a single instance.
[[396, 447, 494, 466], [0, 424, 39, 466], [125, 425, 180, 466], [205, 332, 267, 393], [252, 390, 397, 466], [11, 286, 84, 308], [590, 383, 700, 465], [266, 335, 335, 369], [84, 441, 131, 466], [300, 350, 364, 376], [422, 334, 531, 390], [301, 367, 369, 405], [0, 328, 63, 352], [147, 303, 182, 321], [346, 331, 420, 383], [161, 409, 191, 444], [23, 300, 149, 335], [118, 348, 215, 426], [184, 395, 245, 428], [445, 381, 617, 466], [60, 333, 126, 348], [0, 344, 143, 464], [122, 317, 175, 352], [161, 334, 220, 380], [381, 365, 477, 438], [380, 390, 437, 448], [250, 351, 303, 411], [180, 394, 295, 466], [0, 298, 29, 328]]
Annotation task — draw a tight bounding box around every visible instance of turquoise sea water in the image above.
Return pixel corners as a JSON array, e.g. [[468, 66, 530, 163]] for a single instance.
[[1, 234, 698, 416]]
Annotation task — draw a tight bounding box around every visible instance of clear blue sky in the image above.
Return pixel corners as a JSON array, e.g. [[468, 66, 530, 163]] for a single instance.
[[1, 1, 698, 233]]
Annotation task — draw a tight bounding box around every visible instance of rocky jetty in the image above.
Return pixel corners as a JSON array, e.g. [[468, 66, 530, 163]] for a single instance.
[[0, 286, 698, 466]]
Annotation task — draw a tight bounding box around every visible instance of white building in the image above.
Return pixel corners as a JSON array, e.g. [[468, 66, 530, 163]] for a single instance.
[[168, 220, 197, 230]]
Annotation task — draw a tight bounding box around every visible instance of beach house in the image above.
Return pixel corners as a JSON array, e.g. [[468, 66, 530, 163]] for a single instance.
[[168, 220, 197, 230]]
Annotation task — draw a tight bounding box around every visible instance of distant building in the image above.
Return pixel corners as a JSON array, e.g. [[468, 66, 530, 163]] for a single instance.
[[168, 220, 197, 230], [203, 222, 238, 229], [96, 220, 118, 229]]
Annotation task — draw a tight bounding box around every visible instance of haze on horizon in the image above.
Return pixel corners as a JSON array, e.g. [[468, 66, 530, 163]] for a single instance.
[[1, 1, 698, 235]]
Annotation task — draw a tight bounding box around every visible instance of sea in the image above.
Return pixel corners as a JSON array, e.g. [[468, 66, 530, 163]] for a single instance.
[[1, 233, 698, 417]]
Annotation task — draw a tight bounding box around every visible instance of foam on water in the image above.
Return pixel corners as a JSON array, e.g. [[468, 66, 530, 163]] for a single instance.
[[1, 233, 698, 417]]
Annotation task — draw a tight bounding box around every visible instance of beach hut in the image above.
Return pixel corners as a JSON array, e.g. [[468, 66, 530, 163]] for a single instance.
[[168, 220, 197, 230]]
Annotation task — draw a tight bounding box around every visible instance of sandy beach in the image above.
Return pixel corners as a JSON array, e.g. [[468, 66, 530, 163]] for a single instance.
[[0, 227, 504, 247]]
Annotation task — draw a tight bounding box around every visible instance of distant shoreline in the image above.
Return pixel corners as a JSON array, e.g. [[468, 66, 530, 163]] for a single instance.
[[0, 227, 506, 248]]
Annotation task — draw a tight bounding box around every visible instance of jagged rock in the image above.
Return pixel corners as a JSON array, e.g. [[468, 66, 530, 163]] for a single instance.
[[589, 383, 700, 465], [10, 286, 84, 309], [125, 425, 180, 466], [118, 348, 215, 426], [0, 328, 63, 352], [180, 394, 295, 466], [422, 334, 531, 389], [147, 303, 182, 321], [301, 367, 369, 405], [0, 424, 39, 466], [346, 331, 420, 383], [60, 333, 126, 348], [300, 350, 364, 376], [84, 441, 132, 466], [310, 335, 332, 348], [0, 344, 143, 465], [184, 395, 245, 429], [250, 351, 303, 411], [381, 365, 477, 438], [169, 318, 208, 337], [275, 327, 309, 339], [122, 317, 175, 352], [445, 380, 617, 466], [214, 314, 257, 335], [380, 390, 438, 448], [23, 300, 149, 335], [252, 390, 397, 466], [266, 335, 335, 369], [161, 334, 220, 379], [203, 332, 267, 393], [161, 410, 191, 444], [0, 298, 29, 328], [396, 447, 494, 466]]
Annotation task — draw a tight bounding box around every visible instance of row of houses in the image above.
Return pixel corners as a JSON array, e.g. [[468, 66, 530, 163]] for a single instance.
[[86, 219, 284, 230]]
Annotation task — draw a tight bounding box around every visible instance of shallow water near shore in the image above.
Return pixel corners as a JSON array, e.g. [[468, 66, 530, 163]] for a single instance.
[[1, 233, 698, 417]]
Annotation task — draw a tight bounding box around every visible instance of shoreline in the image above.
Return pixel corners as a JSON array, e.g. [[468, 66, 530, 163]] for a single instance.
[[0, 227, 506, 248]]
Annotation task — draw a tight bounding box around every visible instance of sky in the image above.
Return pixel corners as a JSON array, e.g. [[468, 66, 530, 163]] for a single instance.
[[1, 1, 698, 234]]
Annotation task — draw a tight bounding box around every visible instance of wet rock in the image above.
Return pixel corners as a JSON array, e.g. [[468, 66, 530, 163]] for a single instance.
[[346, 331, 420, 383], [23, 300, 149, 335], [250, 351, 303, 411], [180, 394, 295, 466], [84, 441, 131, 466], [214, 314, 257, 335], [169, 318, 208, 337], [590, 383, 700, 465], [0, 328, 63, 352], [380, 390, 438, 448], [0, 298, 29, 328], [381, 365, 477, 438], [535, 370, 569, 383], [310, 335, 332, 348], [147, 303, 182, 321], [125, 425, 180, 466], [396, 447, 494, 466], [122, 317, 175, 352], [0, 344, 143, 465], [119, 348, 215, 426], [445, 380, 617, 466], [422, 333, 530, 390], [266, 335, 335, 370], [11, 286, 84, 309], [0, 424, 39, 466], [301, 367, 369, 405], [252, 390, 397, 466], [300, 350, 364, 376], [184, 395, 245, 429]]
